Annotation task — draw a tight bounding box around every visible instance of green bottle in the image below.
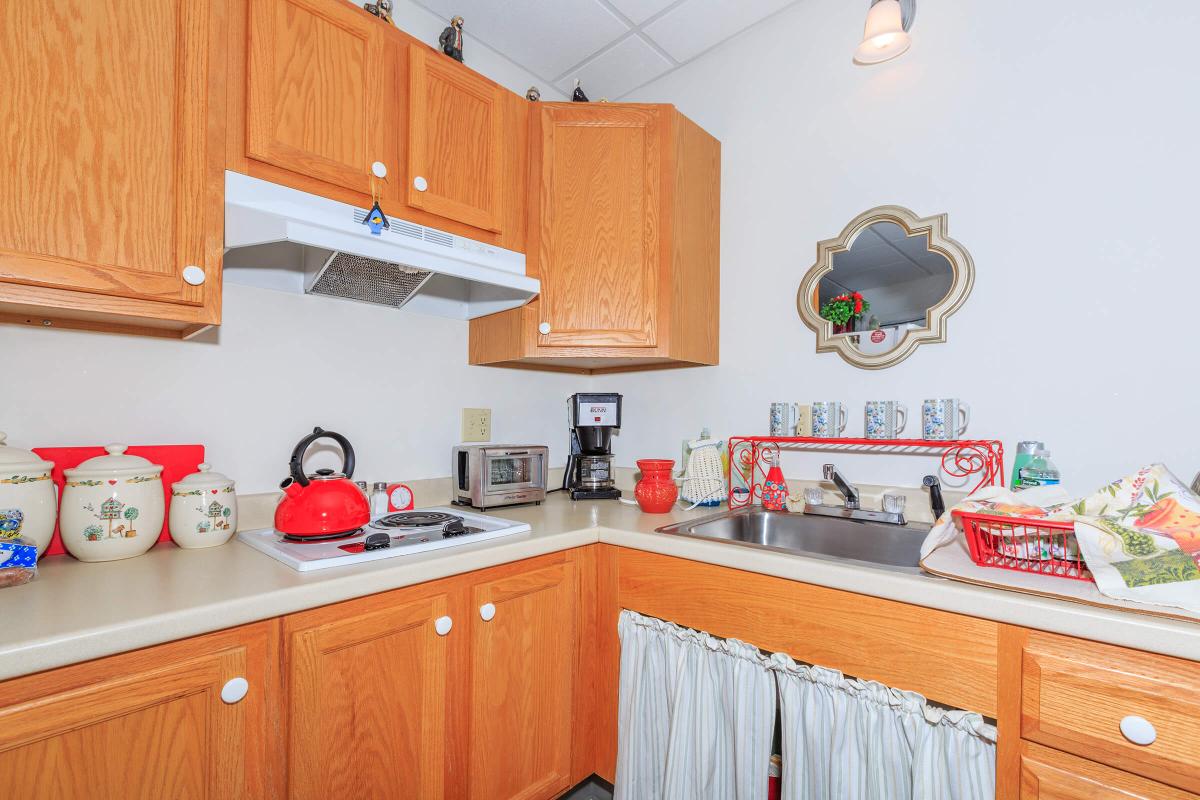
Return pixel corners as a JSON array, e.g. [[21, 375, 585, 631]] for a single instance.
[[1012, 440, 1045, 489]]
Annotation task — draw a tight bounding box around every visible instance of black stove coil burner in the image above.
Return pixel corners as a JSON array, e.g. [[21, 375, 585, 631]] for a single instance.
[[373, 511, 461, 529], [280, 528, 364, 543]]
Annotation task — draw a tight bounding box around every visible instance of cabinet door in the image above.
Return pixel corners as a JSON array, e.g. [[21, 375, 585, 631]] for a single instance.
[[247, 0, 388, 195], [1020, 741, 1193, 799], [533, 104, 662, 349], [286, 590, 452, 799], [0, 622, 277, 800], [470, 562, 577, 800], [407, 43, 505, 233], [0, 0, 223, 310]]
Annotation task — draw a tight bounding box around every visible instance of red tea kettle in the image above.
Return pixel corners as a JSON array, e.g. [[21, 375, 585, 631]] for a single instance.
[[274, 427, 370, 538]]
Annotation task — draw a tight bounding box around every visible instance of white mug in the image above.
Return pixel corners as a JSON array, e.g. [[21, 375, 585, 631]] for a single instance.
[[811, 401, 847, 438], [769, 402, 799, 436], [922, 398, 970, 440], [864, 401, 907, 439]]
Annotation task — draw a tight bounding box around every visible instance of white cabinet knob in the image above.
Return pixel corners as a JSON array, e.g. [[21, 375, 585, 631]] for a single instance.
[[434, 615, 453, 636], [221, 677, 249, 705], [538, 322, 552, 335], [182, 265, 206, 286], [413, 176, 428, 192], [479, 602, 496, 622], [1119, 715, 1157, 746], [371, 161, 388, 178]]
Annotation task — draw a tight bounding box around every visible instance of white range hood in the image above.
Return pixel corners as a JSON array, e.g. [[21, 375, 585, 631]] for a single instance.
[[222, 172, 538, 319]]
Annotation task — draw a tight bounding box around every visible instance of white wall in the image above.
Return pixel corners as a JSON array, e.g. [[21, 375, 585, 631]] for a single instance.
[[603, 0, 1200, 494], [2, 285, 581, 494], [1, 14, 574, 494]]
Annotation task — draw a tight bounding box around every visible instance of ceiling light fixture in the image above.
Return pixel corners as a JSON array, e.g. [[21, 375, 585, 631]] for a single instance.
[[854, 0, 915, 65]]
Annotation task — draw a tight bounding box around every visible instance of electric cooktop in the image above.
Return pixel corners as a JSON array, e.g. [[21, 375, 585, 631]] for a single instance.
[[237, 507, 532, 572]]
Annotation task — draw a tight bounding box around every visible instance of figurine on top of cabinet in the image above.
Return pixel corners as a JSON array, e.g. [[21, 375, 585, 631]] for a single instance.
[[572, 79, 589, 102], [526, 86, 541, 102], [363, 0, 392, 23], [439, 16, 464, 62]]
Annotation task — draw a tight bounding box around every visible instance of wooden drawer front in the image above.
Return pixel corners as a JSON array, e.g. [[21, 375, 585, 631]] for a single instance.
[[1020, 741, 1195, 799], [1021, 631, 1200, 793], [616, 549, 999, 716]]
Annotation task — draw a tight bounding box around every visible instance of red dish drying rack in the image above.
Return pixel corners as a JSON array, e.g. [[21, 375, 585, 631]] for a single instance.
[[955, 510, 1092, 581]]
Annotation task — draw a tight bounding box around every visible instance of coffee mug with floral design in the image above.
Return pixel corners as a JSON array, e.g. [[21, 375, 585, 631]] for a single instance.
[[811, 401, 847, 438], [864, 400, 907, 439], [922, 398, 970, 440]]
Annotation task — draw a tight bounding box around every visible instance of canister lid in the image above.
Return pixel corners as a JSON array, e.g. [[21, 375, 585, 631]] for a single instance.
[[172, 463, 235, 491], [0, 432, 54, 472], [65, 444, 163, 479]]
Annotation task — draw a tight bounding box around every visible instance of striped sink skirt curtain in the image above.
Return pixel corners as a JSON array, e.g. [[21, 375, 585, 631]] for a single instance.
[[614, 610, 997, 800]]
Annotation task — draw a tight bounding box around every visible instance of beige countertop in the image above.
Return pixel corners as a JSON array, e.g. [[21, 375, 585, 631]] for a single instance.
[[4, 493, 1198, 681]]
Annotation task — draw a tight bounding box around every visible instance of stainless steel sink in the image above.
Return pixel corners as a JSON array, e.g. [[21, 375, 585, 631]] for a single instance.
[[656, 508, 930, 573]]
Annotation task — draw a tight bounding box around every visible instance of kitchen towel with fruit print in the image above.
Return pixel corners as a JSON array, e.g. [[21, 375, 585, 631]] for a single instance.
[[1068, 464, 1200, 612], [922, 464, 1200, 613]]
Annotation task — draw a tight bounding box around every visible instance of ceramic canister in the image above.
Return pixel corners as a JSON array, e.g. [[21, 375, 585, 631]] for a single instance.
[[0, 432, 57, 555], [60, 445, 164, 563], [170, 463, 238, 549]]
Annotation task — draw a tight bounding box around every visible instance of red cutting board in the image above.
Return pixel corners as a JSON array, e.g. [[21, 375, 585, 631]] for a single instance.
[[32, 445, 205, 557]]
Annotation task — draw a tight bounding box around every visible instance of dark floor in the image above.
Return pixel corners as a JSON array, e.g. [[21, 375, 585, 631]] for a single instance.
[[560, 776, 614, 800]]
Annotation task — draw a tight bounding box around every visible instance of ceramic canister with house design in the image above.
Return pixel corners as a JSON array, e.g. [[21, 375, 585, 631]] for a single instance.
[[60, 445, 164, 562], [169, 463, 238, 549]]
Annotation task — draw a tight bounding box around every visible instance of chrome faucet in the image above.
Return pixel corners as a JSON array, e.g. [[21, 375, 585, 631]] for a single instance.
[[803, 463, 905, 525], [822, 464, 860, 510]]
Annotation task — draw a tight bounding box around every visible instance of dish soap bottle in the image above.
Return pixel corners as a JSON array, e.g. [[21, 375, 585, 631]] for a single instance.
[[1011, 440, 1045, 488], [762, 453, 789, 511], [1018, 449, 1061, 488]]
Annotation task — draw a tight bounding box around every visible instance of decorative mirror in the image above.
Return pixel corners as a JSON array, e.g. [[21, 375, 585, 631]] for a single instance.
[[796, 205, 974, 369]]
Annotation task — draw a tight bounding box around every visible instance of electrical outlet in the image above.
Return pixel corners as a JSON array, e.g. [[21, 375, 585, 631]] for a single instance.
[[461, 408, 492, 442]]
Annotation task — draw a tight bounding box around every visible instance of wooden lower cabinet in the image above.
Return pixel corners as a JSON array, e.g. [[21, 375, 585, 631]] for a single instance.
[[5, 546, 1199, 800], [1020, 741, 1193, 799], [468, 560, 578, 800], [284, 584, 455, 799], [0, 621, 279, 800]]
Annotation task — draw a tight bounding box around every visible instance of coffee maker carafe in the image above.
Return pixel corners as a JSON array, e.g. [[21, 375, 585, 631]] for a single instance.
[[564, 393, 622, 500]]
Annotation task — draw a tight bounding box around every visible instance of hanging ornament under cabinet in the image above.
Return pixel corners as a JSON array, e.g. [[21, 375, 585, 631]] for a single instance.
[[363, 162, 390, 236]]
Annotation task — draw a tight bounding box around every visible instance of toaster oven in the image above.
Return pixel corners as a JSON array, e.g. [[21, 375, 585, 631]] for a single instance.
[[452, 445, 548, 510]]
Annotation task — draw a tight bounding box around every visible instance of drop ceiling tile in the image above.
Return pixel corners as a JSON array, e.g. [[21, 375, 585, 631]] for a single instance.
[[606, 0, 682, 25], [643, 0, 796, 63], [416, 0, 631, 80], [553, 35, 673, 99]]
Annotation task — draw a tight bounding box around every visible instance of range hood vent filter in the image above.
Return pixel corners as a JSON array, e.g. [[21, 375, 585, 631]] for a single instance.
[[306, 252, 434, 309]]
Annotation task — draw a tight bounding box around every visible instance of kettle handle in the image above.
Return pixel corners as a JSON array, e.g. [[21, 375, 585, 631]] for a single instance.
[[287, 427, 357, 487]]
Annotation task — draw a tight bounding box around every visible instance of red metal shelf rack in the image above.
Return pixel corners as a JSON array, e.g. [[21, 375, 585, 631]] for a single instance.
[[727, 436, 1005, 508]]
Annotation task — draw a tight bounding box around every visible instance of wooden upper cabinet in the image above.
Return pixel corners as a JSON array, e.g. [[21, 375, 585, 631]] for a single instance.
[[469, 562, 577, 800], [406, 43, 505, 233], [0, 622, 279, 800], [246, 0, 390, 196], [0, 0, 226, 336], [285, 587, 454, 799], [469, 103, 720, 374], [537, 105, 661, 348]]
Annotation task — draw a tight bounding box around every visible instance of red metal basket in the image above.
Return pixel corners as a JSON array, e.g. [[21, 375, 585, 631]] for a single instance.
[[955, 510, 1092, 582]]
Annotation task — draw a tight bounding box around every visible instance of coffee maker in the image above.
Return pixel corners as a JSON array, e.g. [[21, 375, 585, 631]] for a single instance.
[[564, 393, 622, 500]]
